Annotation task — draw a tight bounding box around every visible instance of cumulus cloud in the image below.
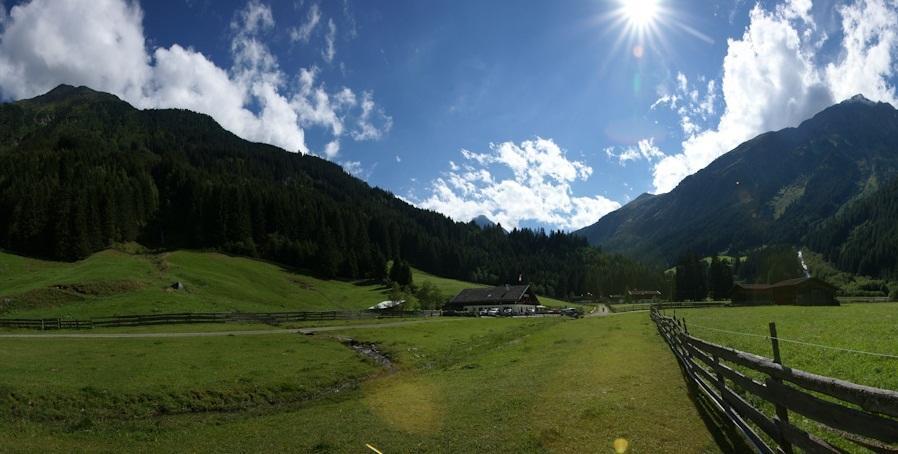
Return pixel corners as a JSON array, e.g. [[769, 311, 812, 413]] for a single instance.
[[0, 0, 390, 158], [290, 3, 320, 43], [324, 139, 340, 158], [0, 0, 150, 103], [649, 0, 898, 194], [825, 0, 898, 103], [418, 138, 621, 230]]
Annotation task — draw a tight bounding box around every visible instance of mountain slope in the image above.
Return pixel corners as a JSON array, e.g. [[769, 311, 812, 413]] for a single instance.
[[806, 175, 898, 278], [576, 95, 898, 267], [0, 85, 664, 299]]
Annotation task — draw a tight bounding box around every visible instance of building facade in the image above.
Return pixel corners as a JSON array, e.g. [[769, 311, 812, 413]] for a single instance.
[[731, 277, 838, 306], [444, 285, 540, 314]]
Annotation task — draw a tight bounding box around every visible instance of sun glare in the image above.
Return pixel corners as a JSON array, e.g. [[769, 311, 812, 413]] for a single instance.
[[621, 0, 660, 28]]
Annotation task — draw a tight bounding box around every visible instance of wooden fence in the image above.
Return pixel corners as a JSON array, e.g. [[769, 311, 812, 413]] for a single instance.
[[608, 301, 729, 313], [0, 310, 442, 330], [650, 305, 898, 453]]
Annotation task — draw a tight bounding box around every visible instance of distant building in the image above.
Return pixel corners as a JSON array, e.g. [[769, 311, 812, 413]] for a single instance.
[[368, 300, 405, 311], [444, 284, 539, 314], [731, 277, 838, 306], [627, 289, 662, 303]]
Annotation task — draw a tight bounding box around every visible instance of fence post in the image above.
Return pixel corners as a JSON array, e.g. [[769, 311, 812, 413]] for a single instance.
[[768, 322, 793, 454]]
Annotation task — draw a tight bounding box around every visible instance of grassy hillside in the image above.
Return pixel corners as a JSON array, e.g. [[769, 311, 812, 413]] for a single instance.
[[0, 248, 568, 319], [0, 314, 724, 452]]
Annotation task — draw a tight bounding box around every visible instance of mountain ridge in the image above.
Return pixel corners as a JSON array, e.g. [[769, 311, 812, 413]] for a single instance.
[[576, 95, 898, 271]]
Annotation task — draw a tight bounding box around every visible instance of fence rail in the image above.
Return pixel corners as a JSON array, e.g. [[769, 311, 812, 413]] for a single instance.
[[650, 305, 898, 453], [608, 301, 729, 313], [0, 310, 442, 330]]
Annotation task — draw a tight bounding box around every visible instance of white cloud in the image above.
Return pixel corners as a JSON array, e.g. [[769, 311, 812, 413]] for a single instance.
[[0, 0, 390, 158], [606, 137, 665, 165], [341, 159, 376, 180], [289, 3, 320, 43], [0, 0, 150, 103], [324, 139, 340, 158], [418, 138, 620, 230], [351, 90, 393, 141], [232, 0, 274, 35], [341, 160, 362, 176], [322, 18, 336, 63], [825, 0, 898, 103], [648, 0, 898, 194]]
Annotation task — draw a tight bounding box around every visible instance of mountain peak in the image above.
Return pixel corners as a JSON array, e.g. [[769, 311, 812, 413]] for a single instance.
[[472, 214, 509, 232], [472, 214, 497, 228], [843, 94, 876, 106], [22, 84, 121, 106]]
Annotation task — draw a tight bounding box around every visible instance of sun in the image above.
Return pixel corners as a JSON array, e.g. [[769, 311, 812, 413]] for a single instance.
[[620, 0, 660, 29]]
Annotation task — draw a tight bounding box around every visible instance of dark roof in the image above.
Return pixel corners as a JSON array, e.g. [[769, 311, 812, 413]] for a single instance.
[[734, 277, 836, 291], [628, 289, 661, 296], [449, 285, 533, 305]]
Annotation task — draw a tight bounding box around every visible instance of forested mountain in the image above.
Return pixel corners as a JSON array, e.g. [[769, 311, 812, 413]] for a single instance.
[[576, 95, 898, 280], [807, 175, 898, 278], [0, 85, 664, 299]]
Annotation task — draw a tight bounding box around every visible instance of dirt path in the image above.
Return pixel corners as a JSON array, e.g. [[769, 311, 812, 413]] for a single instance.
[[0, 317, 464, 339], [586, 304, 611, 317]]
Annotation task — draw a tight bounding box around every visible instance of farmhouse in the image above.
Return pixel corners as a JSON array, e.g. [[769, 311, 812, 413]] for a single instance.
[[731, 277, 838, 306], [627, 289, 662, 303], [444, 284, 540, 314]]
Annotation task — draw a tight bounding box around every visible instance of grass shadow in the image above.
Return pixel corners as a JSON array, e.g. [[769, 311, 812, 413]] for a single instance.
[[672, 357, 754, 454]]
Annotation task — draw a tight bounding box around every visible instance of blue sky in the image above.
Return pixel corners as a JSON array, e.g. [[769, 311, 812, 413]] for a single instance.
[[1, 0, 897, 230]]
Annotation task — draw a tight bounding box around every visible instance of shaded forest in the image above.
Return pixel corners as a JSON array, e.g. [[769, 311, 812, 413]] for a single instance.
[[0, 85, 665, 299]]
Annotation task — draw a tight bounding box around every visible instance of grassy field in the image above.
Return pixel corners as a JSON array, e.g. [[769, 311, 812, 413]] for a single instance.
[[0, 248, 567, 319], [0, 314, 725, 452], [670, 303, 898, 452], [674, 303, 898, 390]]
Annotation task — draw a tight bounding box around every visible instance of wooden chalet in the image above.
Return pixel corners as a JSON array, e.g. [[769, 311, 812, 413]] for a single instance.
[[731, 277, 838, 306], [627, 289, 662, 303], [444, 284, 540, 314]]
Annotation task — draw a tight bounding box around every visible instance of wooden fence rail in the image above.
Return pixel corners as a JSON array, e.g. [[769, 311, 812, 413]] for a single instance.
[[650, 305, 898, 453], [0, 310, 442, 330]]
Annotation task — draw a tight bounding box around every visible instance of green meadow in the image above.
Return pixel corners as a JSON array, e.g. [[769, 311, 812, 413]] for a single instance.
[[674, 303, 898, 390], [0, 314, 726, 453], [671, 303, 898, 452], [11, 248, 897, 452]]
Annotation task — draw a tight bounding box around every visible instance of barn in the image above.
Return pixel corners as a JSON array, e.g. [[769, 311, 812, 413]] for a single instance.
[[444, 284, 540, 314], [731, 277, 838, 306]]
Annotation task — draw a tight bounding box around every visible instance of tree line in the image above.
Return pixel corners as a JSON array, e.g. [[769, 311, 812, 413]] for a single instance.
[[0, 88, 666, 300]]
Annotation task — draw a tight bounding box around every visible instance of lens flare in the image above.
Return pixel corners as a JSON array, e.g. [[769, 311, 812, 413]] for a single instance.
[[620, 0, 660, 29], [613, 437, 630, 453]]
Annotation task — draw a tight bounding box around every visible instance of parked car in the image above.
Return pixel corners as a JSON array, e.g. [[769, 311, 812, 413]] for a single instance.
[[478, 308, 490, 316], [486, 307, 501, 317], [560, 307, 582, 318], [501, 307, 514, 316]]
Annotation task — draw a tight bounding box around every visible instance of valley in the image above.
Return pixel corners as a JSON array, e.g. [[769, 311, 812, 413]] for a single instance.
[[2, 84, 898, 453]]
